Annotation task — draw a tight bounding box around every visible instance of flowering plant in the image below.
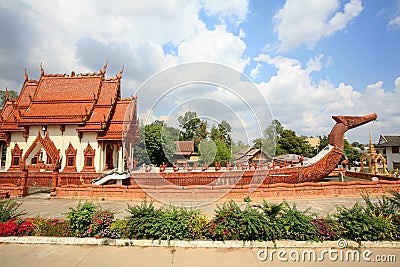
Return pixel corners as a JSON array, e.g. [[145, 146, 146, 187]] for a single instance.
[[0, 218, 35, 237]]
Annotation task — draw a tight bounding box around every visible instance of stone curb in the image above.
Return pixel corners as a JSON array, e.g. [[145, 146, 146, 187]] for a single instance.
[[1, 236, 400, 249]]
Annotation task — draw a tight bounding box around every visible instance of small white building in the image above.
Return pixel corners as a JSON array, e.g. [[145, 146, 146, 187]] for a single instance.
[[375, 135, 400, 170]]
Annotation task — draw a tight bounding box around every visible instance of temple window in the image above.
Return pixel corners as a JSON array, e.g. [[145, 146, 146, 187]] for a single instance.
[[64, 143, 77, 172], [12, 156, 19, 166], [392, 147, 399, 154], [82, 143, 95, 172], [67, 157, 74, 167], [86, 156, 93, 167], [9, 144, 22, 170]]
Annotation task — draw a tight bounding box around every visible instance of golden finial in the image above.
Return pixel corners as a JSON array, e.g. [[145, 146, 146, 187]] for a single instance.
[[40, 62, 44, 76], [368, 130, 376, 154]]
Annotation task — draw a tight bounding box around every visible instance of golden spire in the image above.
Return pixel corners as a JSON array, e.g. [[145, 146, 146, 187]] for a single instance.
[[367, 130, 376, 154]]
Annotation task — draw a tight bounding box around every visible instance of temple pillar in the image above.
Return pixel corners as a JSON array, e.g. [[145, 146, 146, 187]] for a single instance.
[[50, 169, 59, 197], [18, 169, 29, 196], [118, 145, 123, 172], [0, 143, 3, 169]]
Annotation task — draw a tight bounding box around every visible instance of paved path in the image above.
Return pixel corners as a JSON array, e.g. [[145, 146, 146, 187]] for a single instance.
[[0, 243, 398, 267], [14, 194, 376, 219]]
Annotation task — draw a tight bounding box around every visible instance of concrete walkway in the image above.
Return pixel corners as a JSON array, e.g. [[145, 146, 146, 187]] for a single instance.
[[0, 243, 398, 267], [14, 193, 378, 219]]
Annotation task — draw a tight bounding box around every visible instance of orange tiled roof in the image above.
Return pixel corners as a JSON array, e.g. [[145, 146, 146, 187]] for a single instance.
[[0, 65, 139, 142], [175, 141, 195, 155], [16, 81, 39, 108], [18, 74, 104, 125], [97, 99, 139, 141]]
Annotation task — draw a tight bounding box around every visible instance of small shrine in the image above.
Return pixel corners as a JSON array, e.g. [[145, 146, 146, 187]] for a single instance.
[[360, 134, 389, 175]]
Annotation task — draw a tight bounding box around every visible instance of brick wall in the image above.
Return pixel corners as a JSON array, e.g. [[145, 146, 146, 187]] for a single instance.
[[51, 180, 400, 201], [345, 171, 399, 181]]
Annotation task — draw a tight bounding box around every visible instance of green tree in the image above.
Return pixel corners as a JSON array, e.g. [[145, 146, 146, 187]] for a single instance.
[[277, 129, 314, 157], [344, 139, 362, 165], [133, 122, 178, 166], [318, 135, 329, 151], [198, 140, 216, 165], [210, 125, 220, 142], [254, 119, 282, 156], [232, 140, 248, 155], [210, 120, 232, 147], [255, 119, 314, 157], [0, 89, 19, 108], [208, 120, 233, 165], [193, 120, 208, 152], [214, 140, 232, 164], [178, 111, 201, 141]]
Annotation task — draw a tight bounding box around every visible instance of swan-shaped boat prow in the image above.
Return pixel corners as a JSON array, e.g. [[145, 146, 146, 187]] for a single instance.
[[329, 113, 377, 150], [132, 113, 378, 186]]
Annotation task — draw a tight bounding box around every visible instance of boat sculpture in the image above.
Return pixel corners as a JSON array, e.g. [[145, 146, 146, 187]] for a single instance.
[[131, 113, 377, 187]]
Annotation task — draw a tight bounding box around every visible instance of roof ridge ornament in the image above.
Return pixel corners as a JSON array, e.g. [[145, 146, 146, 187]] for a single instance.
[[116, 65, 124, 79], [100, 60, 108, 77], [5, 87, 9, 101], [40, 62, 44, 76], [24, 68, 28, 81]]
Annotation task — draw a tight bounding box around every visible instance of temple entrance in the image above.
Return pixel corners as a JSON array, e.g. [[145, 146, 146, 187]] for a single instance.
[[22, 132, 61, 196], [106, 145, 114, 170]]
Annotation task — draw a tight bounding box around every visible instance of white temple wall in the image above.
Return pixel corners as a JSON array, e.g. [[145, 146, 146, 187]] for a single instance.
[[80, 132, 100, 172], [6, 132, 25, 169], [5, 125, 105, 172]]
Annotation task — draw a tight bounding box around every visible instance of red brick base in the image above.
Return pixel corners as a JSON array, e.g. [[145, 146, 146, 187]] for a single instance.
[[1, 170, 399, 201], [0, 184, 26, 198], [49, 180, 400, 201]]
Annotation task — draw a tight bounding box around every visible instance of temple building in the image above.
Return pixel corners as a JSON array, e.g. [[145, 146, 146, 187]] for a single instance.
[[0, 63, 139, 175], [375, 135, 400, 170]]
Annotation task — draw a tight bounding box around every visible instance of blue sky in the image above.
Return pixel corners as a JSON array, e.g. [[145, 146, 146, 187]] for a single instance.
[[0, 0, 399, 144]]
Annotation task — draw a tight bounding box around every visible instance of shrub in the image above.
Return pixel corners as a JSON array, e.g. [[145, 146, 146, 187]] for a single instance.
[[110, 219, 129, 239], [254, 200, 285, 241], [87, 210, 115, 238], [362, 192, 400, 239], [0, 218, 35, 237], [209, 201, 243, 240], [239, 203, 267, 241], [276, 203, 318, 241], [66, 201, 99, 237], [311, 218, 341, 241], [33, 218, 72, 237], [334, 202, 397, 241], [0, 199, 26, 222], [148, 206, 204, 241], [126, 199, 162, 239], [188, 213, 211, 240]]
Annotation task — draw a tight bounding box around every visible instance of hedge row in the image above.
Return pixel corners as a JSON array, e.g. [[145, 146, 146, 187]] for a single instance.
[[0, 192, 399, 242]]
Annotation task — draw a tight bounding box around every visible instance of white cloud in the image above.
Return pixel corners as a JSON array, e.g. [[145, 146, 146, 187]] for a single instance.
[[249, 63, 262, 80], [0, 1, 249, 96], [326, 0, 363, 35], [201, 0, 249, 22], [176, 24, 249, 72], [274, 0, 363, 51], [388, 15, 400, 29], [253, 53, 400, 143]]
